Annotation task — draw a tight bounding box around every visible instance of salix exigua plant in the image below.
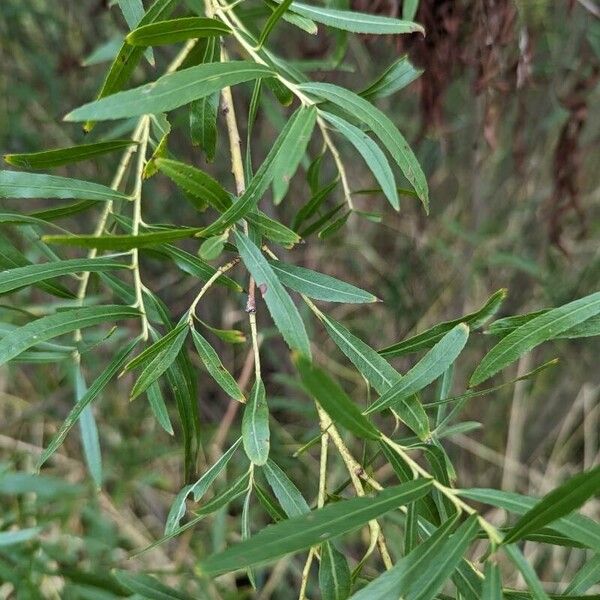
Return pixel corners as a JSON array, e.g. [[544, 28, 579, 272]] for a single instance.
[[1, 0, 600, 598]]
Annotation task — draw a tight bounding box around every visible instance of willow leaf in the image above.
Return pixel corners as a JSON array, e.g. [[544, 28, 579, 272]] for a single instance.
[[235, 231, 311, 357], [66, 62, 274, 122], [0, 305, 139, 366], [3, 140, 137, 169], [198, 478, 433, 576], [0, 171, 130, 202]]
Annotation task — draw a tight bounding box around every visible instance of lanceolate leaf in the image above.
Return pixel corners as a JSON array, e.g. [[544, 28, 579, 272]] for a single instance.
[[317, 312, 429, 438], [298, 82, 429, 210], [146, 382, 174, 435], [319, 542, 351, 600], [278, 1, 425, 35], [43, 227, 204, 250], [263, 459, 310, 517], [155, 158, 301, 246], [66, 62, 274, 122], [481, 562, 503, 600], [296, 356, 381, 441], [234, 231, 311, 357], [258, 0, 294, 49], [321, 111, 399, 210], [0, 257, 128, 295], [271, 106, 317, 204], [3, 140, 138, 169], [82, 0, 180, 131], [197, 479, 433, 576], [360, 55, 423, 100], [191, 328, 244, 402], [126, 17, 231, 46], [73, 368, 103, 488], [165, 438, 242, 534], [381, 289, 506, 357], [113, 570, 194, 600], [0, 305, 139, 367], [503, 545, 551, 600], [349, 516, 460, 600], [242, 379, 270, 466], [130, 324, 190, 400], [502, 465, 600, 546], [0, 527, 42, 547], [0, 171, 130, 202], [470, 290, 600, 386], [366, 324, 469, 415], [270, 260, 378, 303], [458, 488, 600, 553], [37, 339, 139, 469]]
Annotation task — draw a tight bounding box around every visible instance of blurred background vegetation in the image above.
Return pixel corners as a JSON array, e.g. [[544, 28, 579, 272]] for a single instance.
[[0, 0, 599, 597]]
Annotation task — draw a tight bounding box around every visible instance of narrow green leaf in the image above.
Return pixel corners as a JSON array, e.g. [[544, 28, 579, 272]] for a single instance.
[[405, 516, 479, 600], [271, 105, 317, 204], [113, 570, 194, 600], [242, 480, 257, 589], [126, 17, 231, 46], [165, 438, 242, 534], [155, 158, 300, 246], [349, 517, 458, 599], [318, 312, 429, 438], [3, 140, 138, 169], [66, 62, 274, 122], [458, 488, 600, 553], [199, 234, 227, 261], [0, 527, 42, 547], [190, 38, 220, 162], [503, 545, 551, 600], [43, 227, 204, 250], [502, 465, 600, 545], [146, 382, 174, 435], [140, 472, 250, 555], [470, 291, 600, 386], [319, 541, 351, 600], [278, 1, 424, 34], [0, 305, 139, 367], [482, 562, 502, 600], [258, 0, 294, 49], [38, 339, 139, 469], [191, 328, 244, 402], [0, 257, 128, 295], [293, 179, 338, 231], [0, 234, 74, 299], [124, 324, 186, 374], [270, 260, 377, 304], [263, 459, 310, 517], [130, 325, 190, 400], [73, 368, 103, 488], [242, 379, 270, 466], [116, 0, 155, 65], [157, 244, 242, 292], [296, 356, 381, 441], [156, 158, 231, 212], [565, 554, 600, 594], [235, 231, 311, 357], [381, 289, 506, 357], [197, 478, 433, 576], [263, 0, 317, 35], [402, 0, 420, 21], [366, 324, 469, 415], [361, 55, 423, 100], [298, 82, 429, 211], [83, 0, 180, 131], [0, 171, 130, 202], [321, 111, 399, 210]]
